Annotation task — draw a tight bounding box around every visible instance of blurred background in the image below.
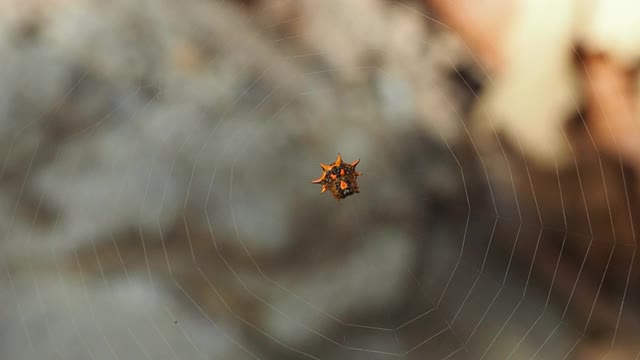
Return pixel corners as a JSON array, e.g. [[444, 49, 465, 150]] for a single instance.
[[1, 0, 640, 359]]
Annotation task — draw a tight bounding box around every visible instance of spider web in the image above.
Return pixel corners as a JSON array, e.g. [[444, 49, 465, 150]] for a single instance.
[[0, 0, 638, 359]]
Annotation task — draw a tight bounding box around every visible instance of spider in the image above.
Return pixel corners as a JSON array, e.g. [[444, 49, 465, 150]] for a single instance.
[[311, 153, 361, 200]]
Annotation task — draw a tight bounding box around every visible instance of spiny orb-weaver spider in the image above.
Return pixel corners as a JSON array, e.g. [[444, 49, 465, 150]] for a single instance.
[[311, 153, 361, 200]]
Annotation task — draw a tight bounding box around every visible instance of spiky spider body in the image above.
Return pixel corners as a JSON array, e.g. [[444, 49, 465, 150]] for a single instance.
[[311, 153, 361, 200]]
